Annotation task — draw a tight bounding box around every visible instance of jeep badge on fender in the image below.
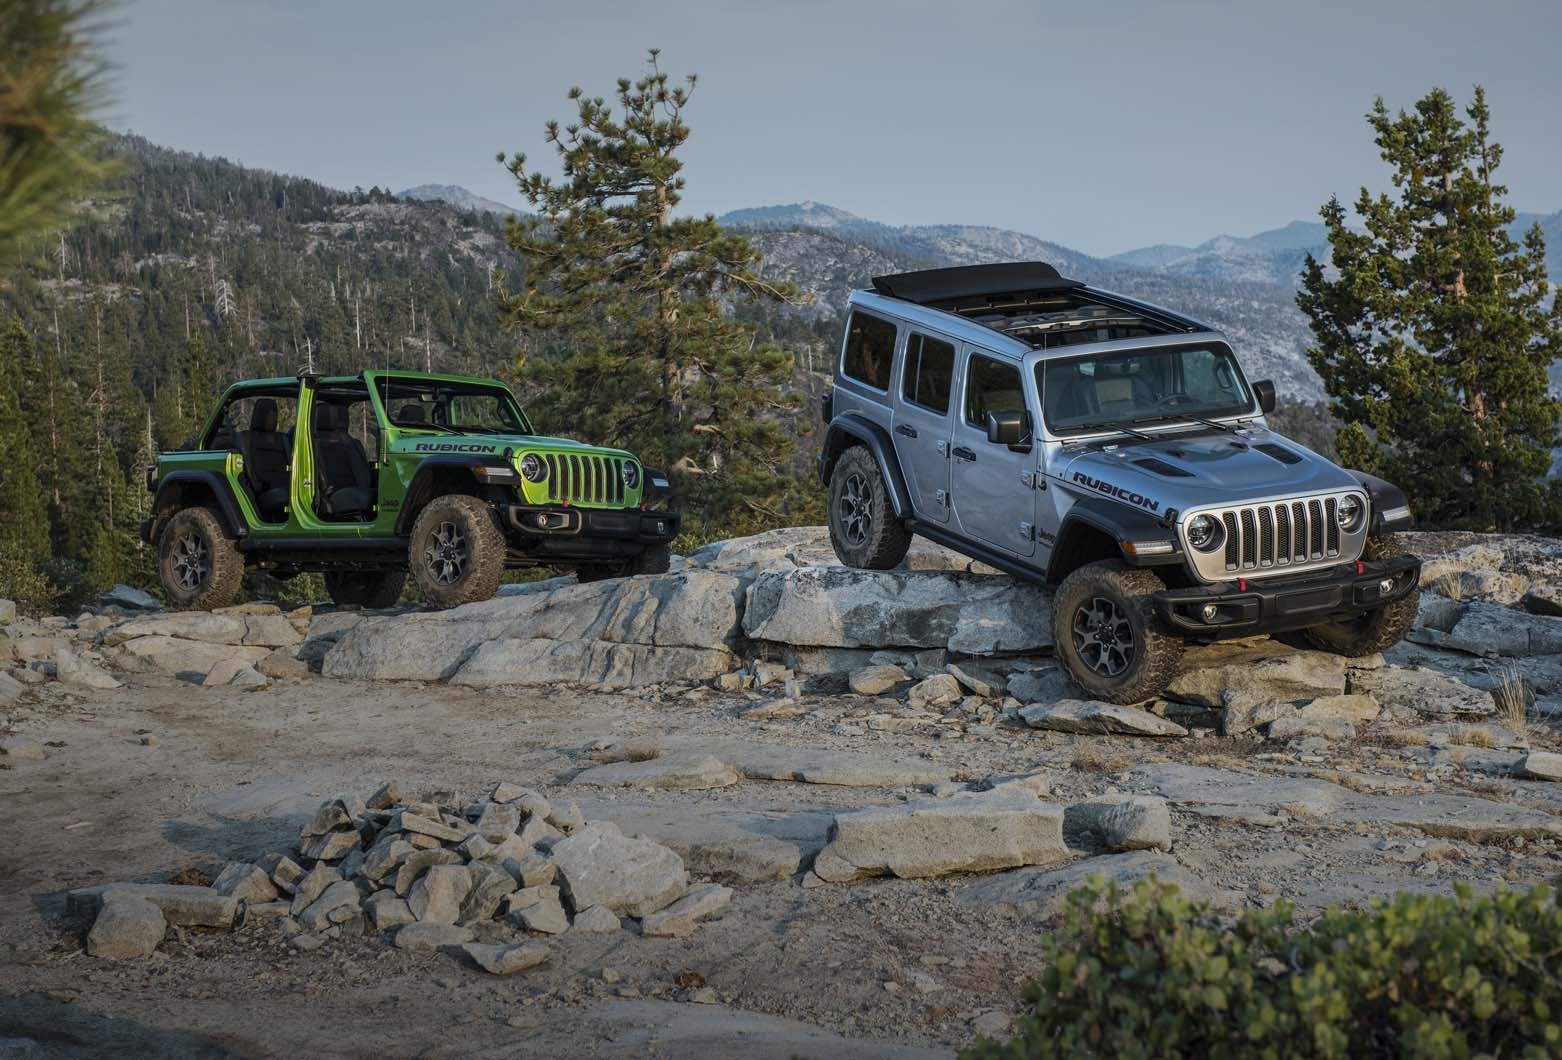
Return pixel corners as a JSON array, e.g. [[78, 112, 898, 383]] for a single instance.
[[817, 261, 1420, 704]]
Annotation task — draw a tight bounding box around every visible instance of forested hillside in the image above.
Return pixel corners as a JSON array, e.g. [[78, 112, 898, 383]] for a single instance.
[[0, 134, 527, 608]]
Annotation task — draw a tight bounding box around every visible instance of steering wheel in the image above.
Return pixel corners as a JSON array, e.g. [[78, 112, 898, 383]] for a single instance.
[[1155, 392, 1197, 409]]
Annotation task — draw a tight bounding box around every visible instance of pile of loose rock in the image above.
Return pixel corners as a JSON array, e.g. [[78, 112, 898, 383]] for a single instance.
[[71, 780, 731, 973]]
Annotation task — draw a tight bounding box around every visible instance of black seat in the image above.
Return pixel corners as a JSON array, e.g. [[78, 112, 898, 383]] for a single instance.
[[397, 403, 426, 424], [314, 402, 374, 518], [242, 398, 291, 521]]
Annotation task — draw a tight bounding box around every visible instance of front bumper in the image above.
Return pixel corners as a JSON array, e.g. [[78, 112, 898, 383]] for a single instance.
[[1153, 555, 1421, 638], [498, 503, 680, 562]]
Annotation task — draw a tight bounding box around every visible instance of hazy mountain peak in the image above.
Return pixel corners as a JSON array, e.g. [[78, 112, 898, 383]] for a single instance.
[[716, 201, 868, 230], [399, 184, 521, 217]]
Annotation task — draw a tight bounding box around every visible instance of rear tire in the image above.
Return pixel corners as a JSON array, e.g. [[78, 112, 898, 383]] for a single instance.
[[1053, 560, 1184, 705], [408, 495, 505, 609], [828, 446, 911, 570], [1302, 534, 1420, 656], [324, 570, 407, 610], [158, 507, 244, 611]]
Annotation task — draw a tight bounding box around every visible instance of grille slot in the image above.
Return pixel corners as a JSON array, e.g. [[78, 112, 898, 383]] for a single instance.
[[1202, 493, 1360, 577], [541, 453, 623, 505]]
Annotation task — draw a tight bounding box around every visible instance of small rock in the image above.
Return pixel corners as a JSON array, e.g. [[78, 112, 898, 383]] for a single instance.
[[1519, 751, 1562, 782], [848, 664, 907, 696], [54, 647, 122, 690], [1267, 715, 1356, 742], [211, 863, 279, 904], [297, 880, 361, 932], [972, 1011, 1012, 1039], [640, 883, 732, 938], [463, 941, 550, 975], [289, 864, 342, 915], [398, 811, 468, 843], [514, 895, 569, 935], [908, 673, 963, 710], [1520, 583, 1562, 617], [394, 922, 474, 952], [87, 894, 165, 960], [1066, 795, 1172, 852], [688, 987, 719, 1004], [1020, 700, 1187, 737], [407, 864, 472, 924], [738, 698, 804, 720], [586, 738, 664, 764], [945, 662, 995, 697], [270, 857, 305, 895], [571, 905, 621, 933], [366, 780, 400, 809], [475, 802, 522, 842], [366, 894, 415, 931]]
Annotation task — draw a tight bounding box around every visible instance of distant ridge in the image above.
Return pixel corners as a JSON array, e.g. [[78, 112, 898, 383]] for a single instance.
[[400, 183, 522, 218]]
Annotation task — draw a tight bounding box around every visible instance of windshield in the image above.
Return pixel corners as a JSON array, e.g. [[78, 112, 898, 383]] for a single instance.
[[1040, 344, 1253, 432], [376, 378, 532, 434]]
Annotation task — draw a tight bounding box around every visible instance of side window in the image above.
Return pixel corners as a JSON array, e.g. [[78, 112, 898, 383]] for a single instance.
[[964, 354, 1025, 429], [841, 311, 896, 391], [901, 333, 955, 414], [204, 393, 299, 450]]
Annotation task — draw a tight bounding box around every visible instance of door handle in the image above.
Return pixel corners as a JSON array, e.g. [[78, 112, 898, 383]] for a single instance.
[[895, 424, 918, 439], [952, 446, 976, 462]]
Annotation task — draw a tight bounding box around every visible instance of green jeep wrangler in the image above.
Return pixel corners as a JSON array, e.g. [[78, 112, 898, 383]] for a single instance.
[[141, 370, 679, 611]]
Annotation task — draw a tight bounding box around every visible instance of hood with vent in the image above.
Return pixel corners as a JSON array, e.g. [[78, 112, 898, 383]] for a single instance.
[[1053, 424, 1358, 516]]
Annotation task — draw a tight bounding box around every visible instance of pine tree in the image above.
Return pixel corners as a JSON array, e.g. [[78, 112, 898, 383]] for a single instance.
[[0, 0, 113, 263], [496, 51, 806, 536], [0, 315, 54, 608], [1298, 87, 1562, 529]]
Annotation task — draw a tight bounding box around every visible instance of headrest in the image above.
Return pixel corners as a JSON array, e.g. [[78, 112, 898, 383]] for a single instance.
[[251, 398, 279, 433], [397, 403, 426, 423], [316, 403, 348, 431]]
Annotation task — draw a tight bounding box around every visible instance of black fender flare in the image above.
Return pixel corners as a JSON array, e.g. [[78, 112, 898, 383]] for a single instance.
[[395, 454, 515, 535], [1348, 470, 1414, 534], [148, 470, 248, 543], [1047, 497, 1181, 582], [817, 414, 913, 519]]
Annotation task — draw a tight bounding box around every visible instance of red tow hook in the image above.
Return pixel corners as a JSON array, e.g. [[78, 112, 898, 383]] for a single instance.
[[1238, 577, 1247, 592], [1356, 560, 1364, 575]]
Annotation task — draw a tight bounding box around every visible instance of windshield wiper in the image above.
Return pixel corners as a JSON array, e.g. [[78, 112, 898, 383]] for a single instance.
[[1129, 413, 1232, 432], [1067, 420, 1153, 440]]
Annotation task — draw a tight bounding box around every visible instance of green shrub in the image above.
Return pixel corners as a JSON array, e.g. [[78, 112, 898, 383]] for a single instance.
[[964, 878, 1562, 1060]]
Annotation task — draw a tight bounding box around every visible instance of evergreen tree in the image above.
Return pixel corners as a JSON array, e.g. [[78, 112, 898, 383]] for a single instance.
[[0, 315, 54, 608], [1298, 87, 1562, 529], [496, 50, 806, 536], [0, 0, 112, 262]]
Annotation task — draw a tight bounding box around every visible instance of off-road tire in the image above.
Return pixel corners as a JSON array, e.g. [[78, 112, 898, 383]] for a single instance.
[[324, 570, 407, 610], [576, 541, 673, 584], [158, 507, 244, 611], [408, 495, 505, 609], [1053, 560, 1184, 705], [1302, 534, 1420, 656], [828, 446, 911, 570]]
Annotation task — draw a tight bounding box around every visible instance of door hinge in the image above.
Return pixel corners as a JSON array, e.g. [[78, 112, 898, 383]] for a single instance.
[[934, 489, 949, 508], [935, 441, 949, 458], [1019, 522, 1034, 541], [1021, 471, 1047, 490]]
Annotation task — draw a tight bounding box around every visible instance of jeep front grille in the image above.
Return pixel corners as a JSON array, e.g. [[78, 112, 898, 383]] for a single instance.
[[544, 453, 625, 505], [1183, 491, 1367, 583]]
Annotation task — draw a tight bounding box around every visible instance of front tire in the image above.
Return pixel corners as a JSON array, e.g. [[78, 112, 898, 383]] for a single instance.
[[324, 570, 407, 610], [828, 446, 911, 570], [158, 507, 244, 611], [1302, 534, 1420, 656], [408, 495, 505, 609], [1053, 560, 1184, 705]]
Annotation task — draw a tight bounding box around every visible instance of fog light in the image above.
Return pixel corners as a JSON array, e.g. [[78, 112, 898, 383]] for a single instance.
[[1201, 603, 1219, 622], [1379, 578, 1394, 594]]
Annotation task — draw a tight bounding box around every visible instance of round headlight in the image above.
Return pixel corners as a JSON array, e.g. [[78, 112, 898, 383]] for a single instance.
[[1187, 514, 1222, 552], [520, 454, 546, 483], [1337, 494, 1364, 531], [622, 462, 640, 489]]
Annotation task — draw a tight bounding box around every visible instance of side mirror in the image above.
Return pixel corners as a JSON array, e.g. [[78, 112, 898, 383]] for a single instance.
[[986, 409, 1031, 450], [1253, 379, 1276, 414]]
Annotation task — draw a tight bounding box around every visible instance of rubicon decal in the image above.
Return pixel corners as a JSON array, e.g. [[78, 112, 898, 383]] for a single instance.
[[1072, 472, 1160, 512], [412, 443, 500, 454]]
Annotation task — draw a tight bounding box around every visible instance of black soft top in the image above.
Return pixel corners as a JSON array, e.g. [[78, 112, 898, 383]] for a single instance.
[[870, 261, 1084, 305]]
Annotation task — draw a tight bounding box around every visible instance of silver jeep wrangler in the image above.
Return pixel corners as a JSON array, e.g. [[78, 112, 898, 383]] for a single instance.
[[818, 262, 1422, 703]]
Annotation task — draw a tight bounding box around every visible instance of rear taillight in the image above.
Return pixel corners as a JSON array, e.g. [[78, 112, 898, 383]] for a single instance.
[[144, 465, 158, 493], [819, 388, 833, 424]]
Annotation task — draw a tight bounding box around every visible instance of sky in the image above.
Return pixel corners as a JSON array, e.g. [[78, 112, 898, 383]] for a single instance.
[[106, 0, 1562, 258]]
